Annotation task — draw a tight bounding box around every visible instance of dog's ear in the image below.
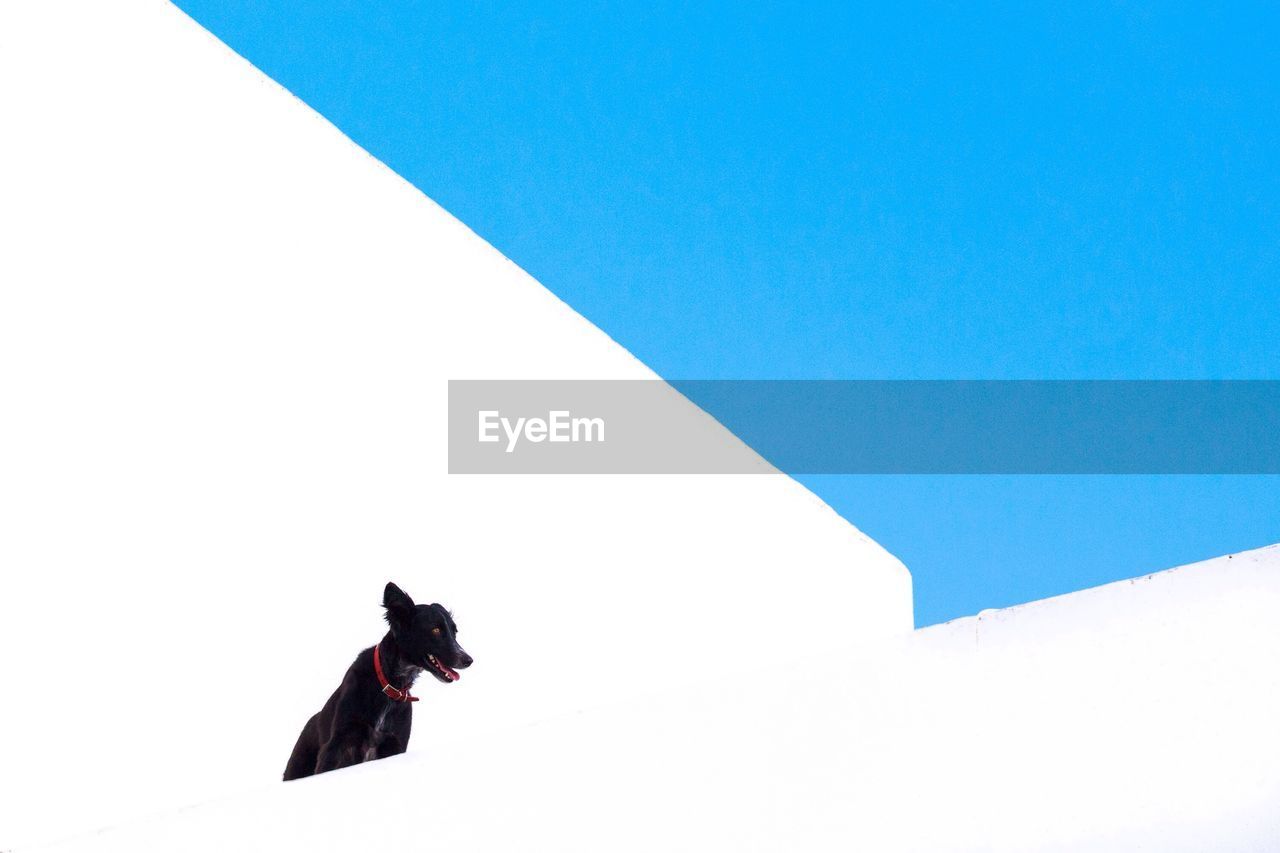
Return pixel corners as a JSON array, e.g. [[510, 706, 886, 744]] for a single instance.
[[383, 582, 416, 631]]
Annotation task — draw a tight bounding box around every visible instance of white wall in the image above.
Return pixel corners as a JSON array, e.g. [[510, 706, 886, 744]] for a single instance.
[[894, 542, 1280, 850], [29, 544, 1280, 852], [0, 2, 910, 848]]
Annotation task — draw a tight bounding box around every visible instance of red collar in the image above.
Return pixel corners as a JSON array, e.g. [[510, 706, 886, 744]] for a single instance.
[[374, 642, 418, 702]]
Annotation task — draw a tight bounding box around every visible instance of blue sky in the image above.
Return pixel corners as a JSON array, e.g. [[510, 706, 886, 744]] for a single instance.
[[174, 1, 1279, 624]]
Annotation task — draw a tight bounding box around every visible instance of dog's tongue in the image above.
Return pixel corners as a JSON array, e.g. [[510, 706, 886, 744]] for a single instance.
[[428, 655, 461, 682]]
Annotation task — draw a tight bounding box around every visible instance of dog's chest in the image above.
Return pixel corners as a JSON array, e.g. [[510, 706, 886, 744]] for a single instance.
[[362, 707, 395, 760]]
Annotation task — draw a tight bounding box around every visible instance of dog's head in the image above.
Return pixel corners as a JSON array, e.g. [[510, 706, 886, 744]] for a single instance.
[[382, 582, 473, 683]]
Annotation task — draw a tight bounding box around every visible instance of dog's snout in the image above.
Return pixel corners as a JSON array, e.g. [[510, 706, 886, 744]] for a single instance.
[[456, 649, 474, 669]]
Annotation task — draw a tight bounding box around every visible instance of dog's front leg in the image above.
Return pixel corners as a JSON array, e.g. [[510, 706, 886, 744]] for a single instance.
[[375, 737, 408, 760], [376, 705, 411, 760], [316, 724, 368, 774]]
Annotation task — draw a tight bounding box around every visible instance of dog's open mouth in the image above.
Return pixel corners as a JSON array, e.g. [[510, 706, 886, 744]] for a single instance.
[[426, 654, 460, 683]]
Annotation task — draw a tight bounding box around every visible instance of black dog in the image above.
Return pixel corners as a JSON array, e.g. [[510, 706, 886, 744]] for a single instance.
[[283, 582, 472, 781]]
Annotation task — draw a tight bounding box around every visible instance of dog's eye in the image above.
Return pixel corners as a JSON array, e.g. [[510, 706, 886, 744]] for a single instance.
[[431, 627, 442, 636]]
